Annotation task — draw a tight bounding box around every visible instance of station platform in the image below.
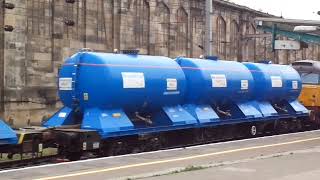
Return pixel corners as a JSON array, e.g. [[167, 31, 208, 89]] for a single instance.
[[2, 130, 320, 180]]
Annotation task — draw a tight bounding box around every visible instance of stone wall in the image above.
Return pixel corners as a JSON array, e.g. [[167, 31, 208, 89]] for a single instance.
[[1, 0, 320, 126], [0, 0, 4, 118]]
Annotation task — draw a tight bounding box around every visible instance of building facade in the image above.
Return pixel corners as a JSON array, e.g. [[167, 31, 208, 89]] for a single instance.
[[1, 0, 320, 126]]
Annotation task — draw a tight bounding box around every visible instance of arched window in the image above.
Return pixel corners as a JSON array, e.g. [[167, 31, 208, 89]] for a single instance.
[[27, 0, 51, 36], [216, 16, 226, 59], [248, 23, 256, 61], [133, 0, 150, 53], [154, 2, 170, 56], [302, 48, 307, 59], [230, 20, 239, 60], [176, 7, 188, 56]]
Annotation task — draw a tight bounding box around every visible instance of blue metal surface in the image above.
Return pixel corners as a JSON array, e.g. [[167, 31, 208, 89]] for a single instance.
[[236, 101, 263, 118], [177, 57, 262, 120], [59, 52, 186, 111], [244, 62, 301, 101], [244, 62, 306, 116], [161, 105, 198, 125], [0, 120, 17, 145], [251, 101, 278, 117], [43, 107, 74, 127], [81, 108, 134, 137], [289, 100, 309, 114], [45, 52, 308, 139], [177, 57, 255, 103], [183, 104, 219, 124]]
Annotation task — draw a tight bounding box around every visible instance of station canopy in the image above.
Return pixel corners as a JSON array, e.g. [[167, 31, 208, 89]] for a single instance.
[[255, 17, 320, 45]]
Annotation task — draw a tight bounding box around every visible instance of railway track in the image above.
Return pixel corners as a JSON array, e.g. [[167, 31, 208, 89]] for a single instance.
[[0, 155, 60, 170], [0, 126, 315, 171]]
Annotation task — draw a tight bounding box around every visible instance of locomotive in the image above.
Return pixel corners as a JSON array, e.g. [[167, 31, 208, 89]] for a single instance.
[[292, 60, 320, 125], [0, 50, 309, 160]]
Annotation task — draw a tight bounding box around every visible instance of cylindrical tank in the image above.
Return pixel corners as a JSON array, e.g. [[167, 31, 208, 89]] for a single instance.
[[58, 52, 187, 111], [177, 57, 255, 104], [244, 62, 301, 102]]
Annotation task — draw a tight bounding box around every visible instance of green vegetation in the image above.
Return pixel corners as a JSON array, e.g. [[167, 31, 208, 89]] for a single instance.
[[182, 165, 207, 172], [126, 165, 208, 180]]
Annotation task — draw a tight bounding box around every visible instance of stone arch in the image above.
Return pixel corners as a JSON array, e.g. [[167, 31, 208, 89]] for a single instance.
[[154, 2, 170, 56], [216, 16, 227, 59], [26, 0, 51, 36], [230, 20, 239, 60], [247, 23, 256, 61], [175, 7, 188, 57], [133, 0, 150, 54]]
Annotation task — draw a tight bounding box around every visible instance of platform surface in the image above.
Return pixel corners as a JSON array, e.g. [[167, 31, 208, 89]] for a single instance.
[[2, 130, 320, 180]]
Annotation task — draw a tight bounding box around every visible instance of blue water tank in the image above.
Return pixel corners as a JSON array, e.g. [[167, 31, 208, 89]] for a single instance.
[[0, 120, 17, 145], [177, 57, 255, 104], [244, 62, 301, 102], [58, 52, 186, 111]]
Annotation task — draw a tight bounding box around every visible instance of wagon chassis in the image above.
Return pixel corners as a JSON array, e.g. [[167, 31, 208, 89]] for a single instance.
[[0, 116, 312, 170]]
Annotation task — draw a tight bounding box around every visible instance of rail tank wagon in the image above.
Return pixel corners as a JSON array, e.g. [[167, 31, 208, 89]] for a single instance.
[[44, 51, 308, 140], [244, 62, 308, 117], [177, 57, 262, 123], [45, 51, 197, 138], [58, 53, 187, 111], [0, 51, 311, 162]]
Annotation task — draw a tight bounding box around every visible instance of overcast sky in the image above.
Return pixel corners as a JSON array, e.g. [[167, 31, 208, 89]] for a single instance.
[[229, 0, 320, 20]]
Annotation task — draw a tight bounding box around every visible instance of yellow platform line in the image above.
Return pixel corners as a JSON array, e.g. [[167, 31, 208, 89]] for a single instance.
[[36, 136, 320, 180]]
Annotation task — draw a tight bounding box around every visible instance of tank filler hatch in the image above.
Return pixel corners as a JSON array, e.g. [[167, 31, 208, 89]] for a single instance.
[[204, 56, 219, 61], [119, 49, 140, 55]]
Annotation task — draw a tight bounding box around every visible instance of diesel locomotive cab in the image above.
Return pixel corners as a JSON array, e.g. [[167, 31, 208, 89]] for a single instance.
[[292, 60, 320, 125]]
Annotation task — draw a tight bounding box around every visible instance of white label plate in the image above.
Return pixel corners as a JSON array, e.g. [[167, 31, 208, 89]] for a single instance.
[[93, 142, 100, 149], [211, 74, 227, 88], [83, 93, 89, 101], [58, 112, 67, 118], [271, 76, 283, 88], [292, 80, 298, 89], [241, 80, 249, 90], [167, 78, 177, 91], [38, 143, 43, 152], [59, 78, 73, 91], [122, 72, 145, 89]]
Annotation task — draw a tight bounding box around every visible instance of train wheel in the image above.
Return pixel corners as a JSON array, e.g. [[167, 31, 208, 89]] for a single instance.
[[7, 153, 13, 159], [250, 125, 257, 137], [66, 152, 82, 161]]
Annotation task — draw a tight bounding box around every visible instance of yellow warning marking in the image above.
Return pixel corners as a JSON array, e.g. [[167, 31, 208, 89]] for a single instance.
[[112, 113, 121, 118], [17, 133, 25, 144], [36, 136, 320, 180]]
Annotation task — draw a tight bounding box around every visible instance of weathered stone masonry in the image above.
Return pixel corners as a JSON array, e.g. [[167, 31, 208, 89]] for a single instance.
[[1, 0, 320, 126]]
